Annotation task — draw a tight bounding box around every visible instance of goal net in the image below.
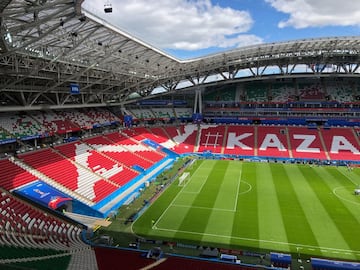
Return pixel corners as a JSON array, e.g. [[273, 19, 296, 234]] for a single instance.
[[178, 172, 190, 186]]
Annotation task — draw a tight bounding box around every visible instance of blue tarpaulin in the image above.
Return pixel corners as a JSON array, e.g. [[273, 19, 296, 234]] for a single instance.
[[311, 258, 360, 270], [270, 252, 291, 265], [15, 180, 72, 209]]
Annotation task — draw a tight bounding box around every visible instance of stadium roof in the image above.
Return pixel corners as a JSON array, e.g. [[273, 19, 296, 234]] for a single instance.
[[1, 0, 360, 111]]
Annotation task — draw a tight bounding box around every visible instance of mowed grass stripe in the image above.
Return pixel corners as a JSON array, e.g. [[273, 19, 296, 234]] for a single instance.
[[230, 162, 260, 250], [174, 160, 229, 244], [132, 179, 183, 239], [181, 160, 216, 194], [314, 167, 360, 255], [173, 160, 215, 205], [298, 166, 355, 258], [337, 166, 360, 186], [191, 160, 230, 209], [271, 164, 319, 252], [201, 161, 242, 246], [212, 160, 242, 211], [284, 165, 360, 259], [351, 167, 360, 182], [156, 160, 216, 234], [320, 166, 360, 223], [282, 164, 333, 257], [132, 159, 205, 240], [335, 167, 360, 209], [133, 160, 360, 260], [256, 163, 289, 252]]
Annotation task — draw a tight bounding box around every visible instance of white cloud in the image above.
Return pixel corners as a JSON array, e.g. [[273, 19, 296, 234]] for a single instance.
[[84, 0, 263, 51], [265, 0, 360, 28]]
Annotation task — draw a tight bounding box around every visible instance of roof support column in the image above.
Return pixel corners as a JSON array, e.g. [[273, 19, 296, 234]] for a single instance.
[[193, 88, 202, 114]]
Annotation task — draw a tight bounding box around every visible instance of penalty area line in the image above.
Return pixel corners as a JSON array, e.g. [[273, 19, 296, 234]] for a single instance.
[[153, 160, 209, 228]]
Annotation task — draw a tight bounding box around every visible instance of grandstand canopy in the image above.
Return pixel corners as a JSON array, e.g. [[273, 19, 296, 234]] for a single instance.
[[1, 0, 360, 111]]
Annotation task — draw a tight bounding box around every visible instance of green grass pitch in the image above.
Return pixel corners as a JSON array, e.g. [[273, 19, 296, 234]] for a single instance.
[[132, 159, 360, 261]]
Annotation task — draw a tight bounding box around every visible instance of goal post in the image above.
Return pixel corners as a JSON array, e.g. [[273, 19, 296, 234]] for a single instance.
[[178, 172, 190, 186]]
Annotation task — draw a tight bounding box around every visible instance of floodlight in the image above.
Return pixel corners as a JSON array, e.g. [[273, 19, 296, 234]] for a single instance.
[[104, 3, 112, 13]]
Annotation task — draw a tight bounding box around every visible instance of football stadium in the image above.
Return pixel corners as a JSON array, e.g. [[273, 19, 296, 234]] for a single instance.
[[1, 1, 360, 269]]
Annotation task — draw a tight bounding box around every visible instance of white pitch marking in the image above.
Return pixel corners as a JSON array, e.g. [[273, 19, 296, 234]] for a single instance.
[[171, 204, 235, 212], [333, 186, 360, 206], [233, 171, 242, 211], [153, 226, 360, 256], [153, 160, 209, 228]]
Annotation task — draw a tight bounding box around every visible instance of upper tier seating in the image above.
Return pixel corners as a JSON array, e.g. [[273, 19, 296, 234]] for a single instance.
[[152, 108, 175, 119], [0, 113, 46, 138], [270, 83, 296, 102], [85, 108, 119, 125], [245, 84, 268, 102], [0, 158, 38, 190], [57, 110, 95, 129], [197, 125, 226, 153], [129, 109, 155, 120], [32, 111, 80, 134], [203, 87, 236, 102], [298, 83, 325, 100], [19, 148, 118, 202], [0, 190, 86, 250], [174, 108, 192, 119], [0, 127, 13, 141], [326, 82, 354, 102]]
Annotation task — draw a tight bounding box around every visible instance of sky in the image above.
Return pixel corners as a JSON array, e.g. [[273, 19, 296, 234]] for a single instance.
[[83, 0, 360, 59]]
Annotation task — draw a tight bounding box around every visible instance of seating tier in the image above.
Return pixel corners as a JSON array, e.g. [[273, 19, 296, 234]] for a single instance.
[[0, 159, 38, 190], [223, 125, 255, 156], [104, 132, 137, 145], [0, 114, 45, 138], [168, 124, 198, 153], [85, 108, 119, 125], [148, 127, 171, 143], [257, 126, 290, 158], [198, 125, 226, 154], [55, 142, 139, 187], [288, 127, 327, 160], [31, 111, 80, 134], [321, 127, 360, 161], [19, 149, 118, 202], [0, 190, 85, 250]]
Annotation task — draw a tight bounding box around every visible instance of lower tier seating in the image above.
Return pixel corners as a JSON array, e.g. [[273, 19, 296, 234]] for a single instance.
[[0, 190, 86, 250], [0, 158, 38, 190], [19, 149, 118, 202]]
